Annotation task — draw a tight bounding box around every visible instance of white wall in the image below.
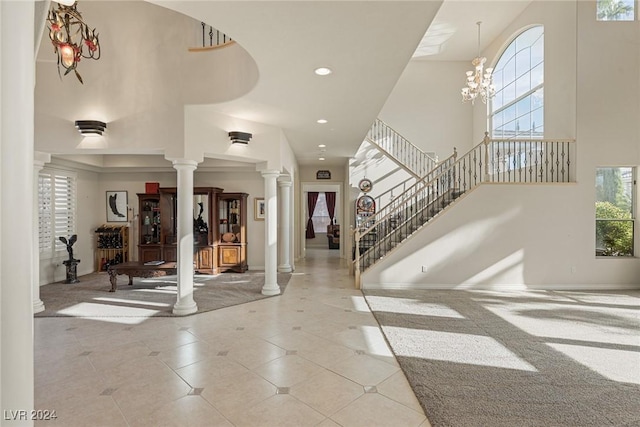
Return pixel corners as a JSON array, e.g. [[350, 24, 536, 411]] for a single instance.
[[380, 60, 475, 158], [361, 0, 640, 291], [362, 185, 639, 290]]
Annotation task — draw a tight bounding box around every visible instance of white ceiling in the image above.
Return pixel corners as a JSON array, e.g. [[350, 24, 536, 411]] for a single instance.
[[37, 1, 532, 170]]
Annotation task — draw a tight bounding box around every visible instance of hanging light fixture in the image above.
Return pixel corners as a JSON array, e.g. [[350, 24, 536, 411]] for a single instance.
[[461, 21, 495, 104], [47, 1, 101, 84]]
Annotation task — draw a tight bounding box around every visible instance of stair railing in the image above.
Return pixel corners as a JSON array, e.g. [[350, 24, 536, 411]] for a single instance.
[[354, 133, 576, 286], [366, 118, 438, 178]]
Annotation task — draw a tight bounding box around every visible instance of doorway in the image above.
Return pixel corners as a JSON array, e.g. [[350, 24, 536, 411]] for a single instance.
[[301, 182, 342, 259]]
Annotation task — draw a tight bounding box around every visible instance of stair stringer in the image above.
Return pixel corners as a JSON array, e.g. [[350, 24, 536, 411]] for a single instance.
[[359, 184, 478, 276]]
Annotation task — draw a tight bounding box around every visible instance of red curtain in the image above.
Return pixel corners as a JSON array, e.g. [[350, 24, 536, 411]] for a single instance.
[[325, 192, 336, 224], [306, 192, 319, 238]]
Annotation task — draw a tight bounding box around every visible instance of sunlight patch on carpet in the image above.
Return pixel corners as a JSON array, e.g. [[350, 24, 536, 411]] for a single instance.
[[93, 297, 172, 308], [132, 288, 177, 295], [548, 343, 640, 384], [384, 326, 538, 371], [57, 303, 158, 323], [366, 296, 465, 319]]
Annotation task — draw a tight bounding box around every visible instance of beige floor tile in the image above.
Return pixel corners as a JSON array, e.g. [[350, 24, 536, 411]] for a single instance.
[[158, 340, 216, 370], [127, 395, 233, 427], [331, 393, 426, 427], [174, 356, 251, 388], [225, 336, 288, 369], [253, 354, 324, 387], [110, 374, 192, 422], [327, 353, 399, 386], [34, 395, 128, 427], [87, 341, 152, 372], [289, 370, 365, 416], [35, 353, 96, 388], [201, 370, 277, 417], [224, 394, 326, 427]]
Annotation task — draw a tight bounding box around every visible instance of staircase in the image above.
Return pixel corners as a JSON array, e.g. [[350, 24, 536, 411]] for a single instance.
[[354, 132, 576, 286], [366, 118, 438, 179]]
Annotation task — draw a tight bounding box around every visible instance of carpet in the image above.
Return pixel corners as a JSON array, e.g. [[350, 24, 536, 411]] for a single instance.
[[363, 288, 640, 427], [36, 270, 291, 318]]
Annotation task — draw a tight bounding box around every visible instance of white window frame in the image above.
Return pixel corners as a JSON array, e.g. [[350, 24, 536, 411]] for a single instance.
[[595, 166, 636, 257], [596, 0, 636, 21], [490, 26, 544, 140], [39, 168, 77, 259]]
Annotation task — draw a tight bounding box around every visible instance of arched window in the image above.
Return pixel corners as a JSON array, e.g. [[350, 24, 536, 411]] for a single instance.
[[490, 26, 544, 139]]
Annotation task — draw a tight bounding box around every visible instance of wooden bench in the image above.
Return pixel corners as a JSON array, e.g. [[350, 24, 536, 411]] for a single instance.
[[107, 261, 177, 292]]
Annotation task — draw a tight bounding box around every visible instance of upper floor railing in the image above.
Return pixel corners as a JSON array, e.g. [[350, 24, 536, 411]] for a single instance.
[[188, 22, 234, 52], [366, 118, 438, 179]]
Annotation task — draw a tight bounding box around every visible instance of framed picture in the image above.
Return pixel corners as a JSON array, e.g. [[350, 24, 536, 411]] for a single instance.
[[106, 191, 128, 222], [254, 198, 265, 221]]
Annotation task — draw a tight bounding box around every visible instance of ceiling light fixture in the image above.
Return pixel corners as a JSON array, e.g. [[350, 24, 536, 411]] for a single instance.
[[317, 119, 328, 124], [318, 144, 326, 148], [314, 67, 332, 76], [461, 21, 495, 104], [75, 120, 106, 136], [47, 1, 101, 84], [319, 157, 325, 161], [228, 131, 252, 144]]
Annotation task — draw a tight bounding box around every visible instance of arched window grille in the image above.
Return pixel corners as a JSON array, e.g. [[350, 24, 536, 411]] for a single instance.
[[490, 26, 544, 139]]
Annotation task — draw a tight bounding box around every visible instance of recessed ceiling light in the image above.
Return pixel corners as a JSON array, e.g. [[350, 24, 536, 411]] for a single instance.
[[319, 157, 325, 161], [317, 119, 328, 124], [318, 144, 326, 148], [314, 67, 332, 76]]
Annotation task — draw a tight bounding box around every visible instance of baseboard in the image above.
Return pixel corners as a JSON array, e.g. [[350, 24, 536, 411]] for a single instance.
[[362, 282, 640, 291]]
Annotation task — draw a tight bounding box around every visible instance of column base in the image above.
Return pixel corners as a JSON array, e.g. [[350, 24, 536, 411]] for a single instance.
[[277, 264, 292, 273], [261, 283, 281, 296], [33, 299, 45, 314], [172, 300, 198, 316]]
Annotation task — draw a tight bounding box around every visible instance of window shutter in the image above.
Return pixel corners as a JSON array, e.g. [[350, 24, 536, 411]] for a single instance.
[[38, 169, 77, 258]]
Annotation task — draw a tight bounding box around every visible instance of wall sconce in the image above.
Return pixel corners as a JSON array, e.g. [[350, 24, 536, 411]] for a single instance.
[[75, 120, 106, 136], [228, 131, 252, 144]]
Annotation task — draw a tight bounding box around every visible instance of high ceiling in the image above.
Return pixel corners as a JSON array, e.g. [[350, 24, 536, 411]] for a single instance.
[[37, 1, 532, 170]]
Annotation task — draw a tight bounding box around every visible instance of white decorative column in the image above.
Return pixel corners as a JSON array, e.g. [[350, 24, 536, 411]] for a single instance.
[[33, 153, 50, 314], [1, 0, 36, 422], [172, 160, 198, 315], [278, 179, 293, 273], [261, 170, 280, 295]]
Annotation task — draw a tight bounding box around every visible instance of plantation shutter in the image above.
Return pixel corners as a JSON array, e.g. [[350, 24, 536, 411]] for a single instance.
[[39, 169, 77, 258]]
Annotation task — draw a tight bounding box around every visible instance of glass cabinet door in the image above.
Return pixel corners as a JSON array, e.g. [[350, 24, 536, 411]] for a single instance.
[[219, 197, 242, 243], [141, 197, 161, 244]]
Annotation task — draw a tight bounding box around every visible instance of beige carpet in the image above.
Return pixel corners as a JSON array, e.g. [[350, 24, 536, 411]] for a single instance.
[[364, 288, 640, 427], [36, 270, 290, 318]]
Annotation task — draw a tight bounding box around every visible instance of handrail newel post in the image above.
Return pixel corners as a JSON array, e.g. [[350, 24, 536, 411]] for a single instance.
[[483, 131, 490, 182], [354, 228, 361, 289]]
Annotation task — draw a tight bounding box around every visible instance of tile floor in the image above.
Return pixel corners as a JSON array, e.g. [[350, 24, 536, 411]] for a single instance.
[[34, 249, 430, 426]]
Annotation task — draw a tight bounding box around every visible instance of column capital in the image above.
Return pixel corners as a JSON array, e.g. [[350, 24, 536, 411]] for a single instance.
[[278, 180, 293, 188], [34, 151, 51, 169], [172, 159, 198, 170], [261, 169, 281, 179]]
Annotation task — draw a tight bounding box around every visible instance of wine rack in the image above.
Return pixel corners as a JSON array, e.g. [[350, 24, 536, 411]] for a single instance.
[[95, 224, 129, 271]]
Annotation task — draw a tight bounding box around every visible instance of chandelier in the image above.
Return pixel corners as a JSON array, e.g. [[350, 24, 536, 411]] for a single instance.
[[47, 1, 100, 84], [461, 21, 495, 104]]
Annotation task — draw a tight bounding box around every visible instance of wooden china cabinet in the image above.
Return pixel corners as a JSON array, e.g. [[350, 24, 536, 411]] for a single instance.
[[137, 187, 248, 274]]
